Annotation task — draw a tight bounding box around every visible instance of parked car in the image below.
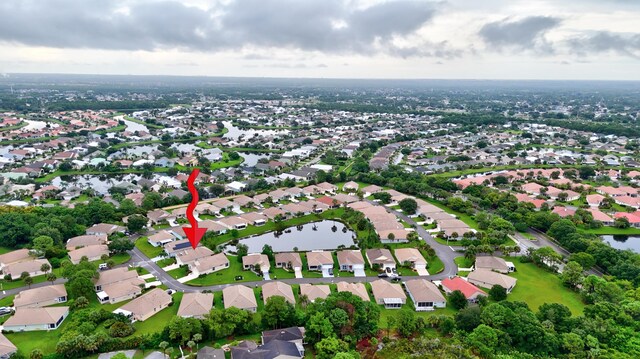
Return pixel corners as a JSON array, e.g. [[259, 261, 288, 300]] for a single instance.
[[0, 307, 13, 316], [98, 263, 108, 270]]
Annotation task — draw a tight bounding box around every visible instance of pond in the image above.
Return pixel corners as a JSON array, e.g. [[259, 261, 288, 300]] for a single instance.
[[222, 121, 289, 141], [107, 145, 159, 159], [228, 220, 356, 253], [601, 235, 640, 253], [121, 117, 148, 133], [239, 152, 269, 167], [51, 173, 181, 195]]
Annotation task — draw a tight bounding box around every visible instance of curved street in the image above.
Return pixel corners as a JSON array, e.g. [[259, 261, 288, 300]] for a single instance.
[[0, 200, 465, 299]]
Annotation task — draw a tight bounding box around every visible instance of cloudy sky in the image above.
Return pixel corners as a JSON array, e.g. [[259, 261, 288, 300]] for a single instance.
[[0, 0, 639, 80]]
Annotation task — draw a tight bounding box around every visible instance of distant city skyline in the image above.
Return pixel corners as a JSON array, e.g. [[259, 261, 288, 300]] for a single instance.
[[1, 0, 639, 80]]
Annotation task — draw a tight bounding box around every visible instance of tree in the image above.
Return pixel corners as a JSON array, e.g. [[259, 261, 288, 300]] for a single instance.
[[614, 216, 630, 229], [32, 235, 54, 254], [578, 166, 596, 179], [306, 312, 334, 343], [488, 285, 507, 301], [236, 243, 248, 262], [119, 199, 138, 217], [142, 192, 163, 211], [168, 317, 203, 345], [30, 349, 44, 359], [108, 237, 135, 254], [386, 315, 396, 338], [159, 341, 169, 359], [47, 272, 57, 284], [537, 303, 572, 333], [262, 296, 298, 329], [467, 324, 499, 357], [66, 263, 99, 299], [373, 192, 392, 204], [228, 151, 241, 161], [40, 263, 51, 273], [569, 252, 596, 270], [448, 290, 468, 310], [398, 198, 418, 215], [547, 219, 577, 240], [59, 161, 73, 171], [20, 271, 31, 285], [126, 214, 148, 233], [315, 337, 349, 359], [109, 321, 135, 337], [396, 309, 417, 337], [455, 306, 482, 332], [208, 307, 254, 339], [561, 261, 584, 288], [73, 296, 89, 309], [192, 333, 203, 351], [261, 244, 274, 261], [561, 332, 585, 354]]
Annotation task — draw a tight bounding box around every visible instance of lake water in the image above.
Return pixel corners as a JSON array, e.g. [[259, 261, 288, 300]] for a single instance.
[[24, 120, 54, 131], [223, 121, 289, 141], [229, 220, 356, 252], [121, 117, 149, 133], [51, 173, 181, 195], [108, 145, 159, 159], [239, 152, 269, 167], [601, 235, 640, 253]]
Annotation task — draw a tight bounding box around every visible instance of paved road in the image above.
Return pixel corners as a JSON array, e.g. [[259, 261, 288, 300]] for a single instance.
[[517, 229, 604, 277], [125, 201, 462, 293], [0, 198, 462, 298], [0, 278, 68, 299], [379, 204, 461, 278]]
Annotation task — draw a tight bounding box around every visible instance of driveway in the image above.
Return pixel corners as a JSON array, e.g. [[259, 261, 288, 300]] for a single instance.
[[368, 200, 461, 278]]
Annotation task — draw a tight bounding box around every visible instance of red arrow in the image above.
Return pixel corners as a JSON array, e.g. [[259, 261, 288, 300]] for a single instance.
[[183, 168, 207, 249]]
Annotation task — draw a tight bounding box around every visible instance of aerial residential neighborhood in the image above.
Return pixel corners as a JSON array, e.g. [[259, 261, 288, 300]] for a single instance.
[[0, 0, 639, 357]]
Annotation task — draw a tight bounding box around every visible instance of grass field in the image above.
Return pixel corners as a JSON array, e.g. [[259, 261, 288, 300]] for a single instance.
[[135, 237, 164, 258], [187, 255, 262, 286], [504, 257, 585, 315], [454, 256, 474, 268], [166, 266, 189, 279], [133, 292, 184, 334], [580, 227, 640, 235]]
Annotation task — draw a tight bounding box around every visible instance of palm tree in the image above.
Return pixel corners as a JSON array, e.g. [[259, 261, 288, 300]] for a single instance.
[[192, 334, 202, 351], [46, 272, 57, 284], [40, 263, 51, 274], [187, 340, 196, 355], [299, 294, 310, 308], [159, 341, 169, 359]]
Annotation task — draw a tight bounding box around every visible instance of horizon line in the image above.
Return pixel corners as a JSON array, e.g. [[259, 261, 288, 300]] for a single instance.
[[3, 72, 640, 83]]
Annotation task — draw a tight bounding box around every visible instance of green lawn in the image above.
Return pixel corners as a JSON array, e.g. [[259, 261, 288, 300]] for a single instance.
[[186, 255, 261, 286], [0, 295, 15, 307], [156, 257, 176, 268], [454, 256, 474, 268], [108, 253, 131, 265], [378, 301, 458, 327], [0, 268, 63, 290], [166, 266, 189, 279], [133, 292, 184, 335], [6, 327, 60, 355], [135, 237, 164, 258], [504, 257, 585, 315], [124, 115, 165, 129], [426, 254, 444, 274], [580, 227, 640, 235]]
